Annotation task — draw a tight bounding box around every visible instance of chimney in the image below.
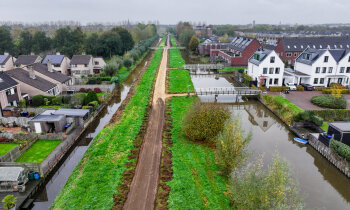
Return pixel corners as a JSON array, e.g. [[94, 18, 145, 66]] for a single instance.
[[30, 52, 35, 56], [29, 66, 36, 79], [56, 52, 60, 55], [47, 60, 54, 72], [4, 52, 9, 56]]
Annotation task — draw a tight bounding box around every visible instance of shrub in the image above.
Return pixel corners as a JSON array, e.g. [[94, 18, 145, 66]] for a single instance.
[[79, 88, 86, 93], [242, 73, 253, 86], [297, 85, 304, 91], [31, 95, 45, 106], [103, 63, 119, 77], [330, 83, 346, 89], [62, 95, 72, 104], [52, 96, 63, 105], [84, 91, 98, 105], [330, 139, 350, 161], [87, 78, 101, 84], [2, 194, 17, 210], [182, 102, 230, 142], [88, 101, 99, 109], [110, 76, 120, 84], [216, 118, 251, 176], [311, 95, 347, 109], [315, 87, 329, 91], [29, 111, 36, 117], [323, 89, 350, 94], [123, 58, 133, 70], [19, 99, 26, 108], [269, 86, 290, 92], [295, 109, 350, 122], [94, 88, 102, 93], [72, 93, 86, 106]]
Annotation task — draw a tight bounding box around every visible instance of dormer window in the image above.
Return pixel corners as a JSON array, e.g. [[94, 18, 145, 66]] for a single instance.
[[319, 45, 322, 48], [270, 56, 275, 63], [334, 45, 337, 48], [347, 45, 350, 48], [340, 45, 343, 48], [287, 45, 290, 49], [328, 45, 331, 49], [313, 45, 316, 48], [301, 45, 304, 49], [324, 56, 329, 63], [294, 45, 297, 48]]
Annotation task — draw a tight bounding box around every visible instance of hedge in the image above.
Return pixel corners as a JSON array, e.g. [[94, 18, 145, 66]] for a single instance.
[[311, 95, 347, 109], [330, 139, 350, 161], [322, 89, 350, 94], [269, 86, 290, 92], [242, 73, 252, 86], [293, 111, 323, 126], [298, 110, 350, 121], [297, 85, 304, 91]]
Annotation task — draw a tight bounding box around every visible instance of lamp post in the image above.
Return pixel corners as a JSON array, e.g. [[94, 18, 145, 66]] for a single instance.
[[187, 85, 191, 97]]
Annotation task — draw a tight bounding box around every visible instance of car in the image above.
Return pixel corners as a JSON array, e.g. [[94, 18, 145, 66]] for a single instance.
[[300, 83, 314, 91], [286, 83, 297, 91]]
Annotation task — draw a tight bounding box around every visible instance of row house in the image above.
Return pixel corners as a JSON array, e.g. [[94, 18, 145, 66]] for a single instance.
[[247, 49, 284, 88], [275, 36, 350, 66], [0, 72, 22, 109], [198, 42, 229, 55], [0, 53, 16, 71], [42, 53, 71, 75], [293, 48, 350, 87]]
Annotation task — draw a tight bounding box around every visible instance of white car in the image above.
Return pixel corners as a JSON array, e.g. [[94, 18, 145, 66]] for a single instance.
[[286, 83, 297, 91]]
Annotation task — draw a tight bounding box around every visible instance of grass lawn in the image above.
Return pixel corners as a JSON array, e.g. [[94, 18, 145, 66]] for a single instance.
[[167, 97, 230, 209], [168, 69, 194, 93], [15, 140, 61, 163], [273, 96, 303, 113], [218, 66, 246, 72], [0, 144, 18, 156], [321, 121, 329, 132], [170, 35, 177, 47], [169, 49, 185, 68], [38, 105, 70, 109]]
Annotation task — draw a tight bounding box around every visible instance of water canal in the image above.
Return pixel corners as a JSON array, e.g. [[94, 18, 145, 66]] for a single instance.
[[191, 72, 350, 210], [31, 52, 152, 210]]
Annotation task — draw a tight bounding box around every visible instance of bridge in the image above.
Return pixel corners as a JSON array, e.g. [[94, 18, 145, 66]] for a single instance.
[[149, 47, 185, 49], [183, 64, 224, 70], [195, 87, 261, 96]]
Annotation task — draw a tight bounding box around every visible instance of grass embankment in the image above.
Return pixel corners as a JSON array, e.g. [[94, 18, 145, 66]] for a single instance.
[[52, 49, 163, 209], [15, 140, 60, 163], [170, 35, 177, 47], [0, 144, 18, 156], [218, 67, 246, 72], [169, 49, 185, 68], [159, 36, 167, 47], [165, 97, 230, 209], [167, 69, 194, 93], [115, 51, 148, 83], [321, 121, 329, 132]]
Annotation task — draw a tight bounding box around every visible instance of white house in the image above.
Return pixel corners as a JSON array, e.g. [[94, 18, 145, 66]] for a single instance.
[[294, 48, 350, 87], [70, 55, 94, 77], [247, 49, 284, 87]]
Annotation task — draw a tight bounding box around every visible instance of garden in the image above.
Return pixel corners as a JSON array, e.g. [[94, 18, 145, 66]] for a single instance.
[[311, 94, 347, 109], [15, 140, 61, 163], [52, 49, 163, 209], [218, 66, 246, 73], [0, 144, 18, 156], [169, 49, 185, 68], [167, 69, 194, 93]]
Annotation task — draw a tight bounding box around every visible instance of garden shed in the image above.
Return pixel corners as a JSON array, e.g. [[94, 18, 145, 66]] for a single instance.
[[29, 114, 66, 134], [327, 122, 350, 146], [54, 108, 89, 127], [0, 167, 28, 192]]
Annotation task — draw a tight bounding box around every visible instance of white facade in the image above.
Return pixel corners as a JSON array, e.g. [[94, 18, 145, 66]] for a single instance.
[[247, 50, 284, 88]]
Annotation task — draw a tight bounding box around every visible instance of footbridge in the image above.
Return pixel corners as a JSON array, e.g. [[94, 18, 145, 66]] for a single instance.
[[195, 87, 261, 96], [183, 64, 224, 70]]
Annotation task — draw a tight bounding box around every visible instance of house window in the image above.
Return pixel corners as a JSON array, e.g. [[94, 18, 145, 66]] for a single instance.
[[270, 56, 275, 63], [347, 67, 350, 73], [314, 78, 318, 84], [328, 67, 333, 73], [348, 56, 350, 62], [322, 67, 326, 73], [340, 67, 345, 73], [94, 61, 99, 65], [320, 78, 325, 84], [324, 56, 329, 62], [275, 68, 280, 74], [274, 78, 278, 84], [263, 68, 267, 74], [269, 68, 274, 74], [294, 53, 298, 57], [84, 64, 88, 67], [315, 67, 320, 73], [75, 70, 81, 74], [286, 53, 292, 57], [71, 64, 77, 68], [1, 65, 5, 68], [269, 79, 273, 84]]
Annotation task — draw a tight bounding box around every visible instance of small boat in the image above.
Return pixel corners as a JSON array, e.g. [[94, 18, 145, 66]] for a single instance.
[[293, 137, 308, 144]]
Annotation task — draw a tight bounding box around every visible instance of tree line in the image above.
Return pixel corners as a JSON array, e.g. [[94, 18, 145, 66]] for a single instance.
[[0, 23, 157, 58], [169, 22, 200, 53]]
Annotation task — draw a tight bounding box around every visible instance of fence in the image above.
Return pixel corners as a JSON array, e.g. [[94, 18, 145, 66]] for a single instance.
[[0, 117, 32, 127], [67, 83, 116, 93]]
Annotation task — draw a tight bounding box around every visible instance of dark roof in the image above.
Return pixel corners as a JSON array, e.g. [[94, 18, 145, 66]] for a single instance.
[[31, 114, 65, 122], [42, 55, 65, 65], [54, 108, 89, 117], [281, 37, 350, 52], [329, 122, 350, 132], [249, 49, 272, 65], [5, 68, 57, 92], [14, 55, 41, 66], [0, 72, 18, 91], [262, 44, 276, 50], [296, 48, 327, 65], [329, 49, 349, 62], [0, 55, 10, 65], [32, 63, 71, 83], [70, 55, 92, 65], [229, 36, 254, 52]]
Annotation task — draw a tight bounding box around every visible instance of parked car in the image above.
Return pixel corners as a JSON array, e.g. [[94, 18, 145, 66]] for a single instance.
[[301, 83, 314, 91], [286, 83, 297, 91]]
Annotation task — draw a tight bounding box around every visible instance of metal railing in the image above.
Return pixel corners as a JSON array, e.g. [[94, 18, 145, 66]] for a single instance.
[[195, 87, 261, 96]]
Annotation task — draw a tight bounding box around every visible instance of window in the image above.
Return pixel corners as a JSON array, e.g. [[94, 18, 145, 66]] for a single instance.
[[315, 67, 320, 73], [324, 56, 329, 62], [348, 56, 350, 62], [286, 53, 292, 57], [328, 67, 333, 73], [263, 68, 267, 74], [322, 67, 326, 73], [71, 64, 77, 68], [320, 78, 325, 84], [340, 67, 345, 73], [320, 45, 323, 48], [314, 78, 318, 84], [269, 79, 273, 84], [84, 64, 88, 67], [1, 65, 5, 68], [275, 68, 280, 74], [6, 89, 12, 96], [270, 56, 275, 63], [75, 70, 80, 74], [269, 68, 274, 74], [294, 53, 298, 57], [347, 67, 350, 73], [94, 61, 99, 65], [274, 78, 278, 85], [301, 45, 304, 49]]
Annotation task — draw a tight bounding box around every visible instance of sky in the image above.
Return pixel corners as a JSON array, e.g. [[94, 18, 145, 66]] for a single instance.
[[0, 0, 350, 25]]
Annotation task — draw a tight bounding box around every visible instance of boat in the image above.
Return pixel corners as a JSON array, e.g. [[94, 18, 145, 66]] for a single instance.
[[293, 137, 308, 144]]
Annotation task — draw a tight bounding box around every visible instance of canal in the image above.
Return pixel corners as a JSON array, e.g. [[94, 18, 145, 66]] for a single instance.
[[191, 72, 350, 210], [31, 52, 152, 210]]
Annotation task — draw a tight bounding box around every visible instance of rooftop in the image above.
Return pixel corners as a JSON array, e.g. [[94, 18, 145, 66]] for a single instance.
[[42, 55, 65, 65], [282, 36, 350, 52], [0, 167, 24, 182], [32, 63, 71, 83], [0, 71, 18, 91], [54, 108, 89, 117], [0, 54, 10, 65], [71, 55, 92, 65], [31, 114, 65, 122], [249, 49, 272, 66], [329, 122, 350, 132], [14, 55, 40, 66]]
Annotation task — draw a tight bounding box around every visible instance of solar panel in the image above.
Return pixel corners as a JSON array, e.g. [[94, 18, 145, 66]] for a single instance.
[[0, 55, 9, 64], [43, 55, 64, 65]]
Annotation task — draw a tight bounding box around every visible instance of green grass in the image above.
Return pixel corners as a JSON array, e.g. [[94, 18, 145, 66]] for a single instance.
[[168, 69, 194, 93], [218, 67, 246, 72], [169, 49, 185, 68], [0, 144, 18, 156], [273, 96, 303, 113], [159, 36, 167, 47], [52, 49, 163, 209], [15, 140, 61, 163], [170, 35, 177, 47], [321, 121, 329, 132], [115, 52, 147, 83], [167, 96, 230, 209]]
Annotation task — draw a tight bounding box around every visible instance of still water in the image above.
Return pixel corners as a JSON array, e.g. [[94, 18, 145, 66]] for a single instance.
[[192, 73, 350, 210]]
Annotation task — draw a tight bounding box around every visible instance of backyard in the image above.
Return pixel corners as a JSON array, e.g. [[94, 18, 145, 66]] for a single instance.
[[15, 140, 61, 163], [0, 144, 18, 156], [168, 69, 194, 93]]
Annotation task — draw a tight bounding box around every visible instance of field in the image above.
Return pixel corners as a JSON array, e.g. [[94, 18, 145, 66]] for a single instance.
[[168, 69, 194, 93], [169, 49, 185, 68], [166, 97, 230, 209], [170, 35, 177, 47], [52, 49, 163, 209], [15, 140, 60, 163], [0, 144, 18, 156]]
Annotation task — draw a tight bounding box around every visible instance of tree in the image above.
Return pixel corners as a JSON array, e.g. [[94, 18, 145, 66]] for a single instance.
[[189, 35, 200, 53], [0, 26, 13, 54], [219, 34, 230, 43], [53, 28, 74, 57], [85, 33, 99, 56], [215, 118, 251, 176], [103, 63, 119, 76], [2, 195, 17, 210], [123, 58, 133, 70], [85, 91, 98, 105], [111, 27, 134, 53], [179, 28, 195, 49], [97, 31, 122, 58], [18, 31, 33, 54], [32, 95, 45, 106], [32, 31, 51, 54], [71, 27, 86, 55]]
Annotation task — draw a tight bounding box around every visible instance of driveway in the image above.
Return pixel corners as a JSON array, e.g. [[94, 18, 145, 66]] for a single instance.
[[268, 91, 325, 110]]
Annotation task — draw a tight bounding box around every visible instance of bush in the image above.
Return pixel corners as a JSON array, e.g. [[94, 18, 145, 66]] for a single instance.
[[19, 99, 26, 108], [269, 86, 290, 92], [72, 93, 86, 106], [29, 111, 36, 117], [94, 88, 102, 93], [103, 63, 119, 77], [297, 85, 304, 91], [52, 96, 63, 105], [242, 73, 252, 86], [123, 58, 133, 70], [182, 102, 230, 142], [330, 139, 350, 161], [84, 91, 98, 105], [32, 95, 45, 106], [295, 109, 350, 122], [110, 76, 120, 84], [62, 95, 72, 104], [322, 89, 350, 94], [79, 88, 87, 93], [315, 87, 329, 91], [311, 95, 347, 109], [330, 83, 346, 89]]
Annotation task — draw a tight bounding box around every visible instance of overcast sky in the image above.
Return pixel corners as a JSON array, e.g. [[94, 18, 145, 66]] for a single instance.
[[0, 0, 349, 25]]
